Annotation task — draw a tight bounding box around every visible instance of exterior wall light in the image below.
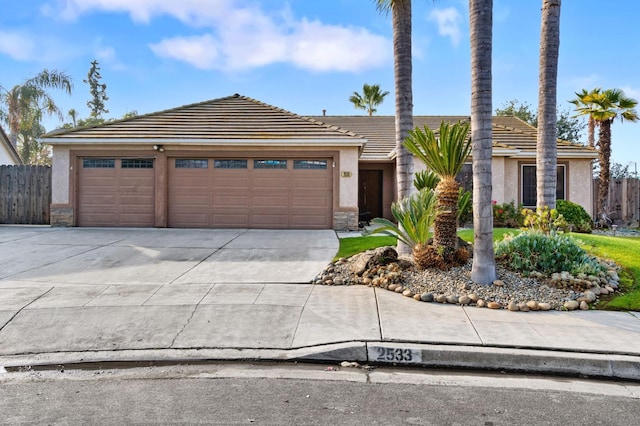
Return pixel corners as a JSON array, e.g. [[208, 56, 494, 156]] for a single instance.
[[153, 144, 165, 152]]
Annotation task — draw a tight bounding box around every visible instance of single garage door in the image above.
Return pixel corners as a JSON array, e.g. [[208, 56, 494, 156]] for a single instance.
[[77, 158, 155, 227], [168, 157, 332, 229]]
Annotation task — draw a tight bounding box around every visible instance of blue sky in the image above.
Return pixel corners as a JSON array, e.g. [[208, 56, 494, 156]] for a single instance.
[[1, 0, 639, 169]]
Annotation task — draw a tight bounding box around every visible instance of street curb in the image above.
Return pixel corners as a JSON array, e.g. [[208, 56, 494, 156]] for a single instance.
[[363, 342, 640, 381], [1, 342, 639, 381]]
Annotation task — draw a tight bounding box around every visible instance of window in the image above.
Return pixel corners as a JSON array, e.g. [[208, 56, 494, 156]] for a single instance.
[[294, 160, 328, 170], [254, 159, 287, 169], [214, 159, 247, 169], [83, 159, 115, 168], [121, 159, 154, 169], [521, 164, 566, 207], [456, 163, 473, 193], [175, 159, 208, 169]]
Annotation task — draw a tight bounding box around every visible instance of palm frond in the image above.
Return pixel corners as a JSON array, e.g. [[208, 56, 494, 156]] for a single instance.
[[404, 121, 472, 179]]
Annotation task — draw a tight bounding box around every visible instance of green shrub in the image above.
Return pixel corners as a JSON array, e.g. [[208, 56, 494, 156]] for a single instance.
[[366, 188, 437, 248], [494, 230, 607, 276], [492, 200, 522, 228], [521, 206, 569, 234], [556, 200, 592, 233]]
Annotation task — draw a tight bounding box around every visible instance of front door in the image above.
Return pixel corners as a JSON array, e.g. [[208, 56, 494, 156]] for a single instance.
[[358, 170, 383, 219]]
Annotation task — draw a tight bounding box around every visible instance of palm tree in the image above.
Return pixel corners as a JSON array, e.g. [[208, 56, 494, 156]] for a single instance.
[[0, 70, 73, 149], [536, 0, 561, 210], [572, 88, 639, 216], [376, 0, 414, 255], [375, 0, 414, 201], [349, 83, 390, 116], [570, 88, 601, 148], [68, 109, 78, 127], [469, 0, 497, 285], [405, 121, 471, 263]]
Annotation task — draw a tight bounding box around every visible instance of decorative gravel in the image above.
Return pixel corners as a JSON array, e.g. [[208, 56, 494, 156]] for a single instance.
[[314, 247, 621, 312]]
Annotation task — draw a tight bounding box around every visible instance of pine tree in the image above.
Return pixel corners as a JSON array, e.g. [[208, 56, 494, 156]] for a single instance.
[[84, 60, 109, 119]]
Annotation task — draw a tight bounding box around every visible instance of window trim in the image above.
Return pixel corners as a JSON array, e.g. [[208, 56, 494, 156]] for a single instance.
[[520, 163, 567, 208], [293, 159, 328, 170], [175, 159, 209, 169], [82, 158, 115, 168], [254, 159, 287, 169]]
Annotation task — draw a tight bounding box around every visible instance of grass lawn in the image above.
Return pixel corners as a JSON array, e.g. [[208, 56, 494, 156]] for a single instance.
[[334, 235, 397, 260], [336, 228, 640, 311], [569, 233, 640, 311]]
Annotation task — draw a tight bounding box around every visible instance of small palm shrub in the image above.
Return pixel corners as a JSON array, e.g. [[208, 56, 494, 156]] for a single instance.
[[366, 189, 437, 267], [494, 230, 606, 277], [414, 170, 472, 226], [556, 200, 592, 233]]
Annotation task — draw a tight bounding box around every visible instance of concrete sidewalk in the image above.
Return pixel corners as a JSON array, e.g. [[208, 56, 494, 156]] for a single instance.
[[1, 226, 639, 380]]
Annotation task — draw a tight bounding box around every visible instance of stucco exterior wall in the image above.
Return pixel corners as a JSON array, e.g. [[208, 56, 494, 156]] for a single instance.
[[568, 159, 594, 215], [500, 158, 520, 204], [0, 145, 17, 165], [51, 146, 71, 204], [491, 157, 508, 203], [339, 146, 359, 209]]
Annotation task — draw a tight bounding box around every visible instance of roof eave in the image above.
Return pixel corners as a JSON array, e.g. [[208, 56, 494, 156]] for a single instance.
[[41, 137, 366, 148]]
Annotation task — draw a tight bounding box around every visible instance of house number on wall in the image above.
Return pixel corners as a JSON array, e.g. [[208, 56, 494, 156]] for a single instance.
[[368, 346, 422, 363]]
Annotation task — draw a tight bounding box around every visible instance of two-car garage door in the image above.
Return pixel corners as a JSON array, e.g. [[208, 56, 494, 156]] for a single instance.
[[77, 156, 333, 229], [168, 157, 332, 229]]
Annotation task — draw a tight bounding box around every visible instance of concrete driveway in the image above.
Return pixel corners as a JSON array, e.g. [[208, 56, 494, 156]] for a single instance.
[[0, 226, 338, 287]]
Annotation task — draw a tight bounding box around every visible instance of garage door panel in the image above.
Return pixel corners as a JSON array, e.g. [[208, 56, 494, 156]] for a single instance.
[[211, 212, 250, 227], [78, 158, 155, 227], [213, 195, 250, 207], [168, 156, 332, 229]]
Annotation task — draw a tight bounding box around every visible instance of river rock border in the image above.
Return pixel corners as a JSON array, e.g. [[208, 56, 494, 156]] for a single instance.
[[312, 247, 621, 312]]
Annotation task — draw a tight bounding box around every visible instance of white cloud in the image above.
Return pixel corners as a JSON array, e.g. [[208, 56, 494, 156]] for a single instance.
[[428, 7, 463, 47], [46, 0, 391, 73], [150, 35, 220, 70], [45, 0, 232, 25], [0, 30, 36, 60]]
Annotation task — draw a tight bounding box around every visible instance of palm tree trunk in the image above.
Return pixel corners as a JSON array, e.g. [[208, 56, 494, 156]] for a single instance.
[[536, 0, 560, 210], [597, 119, 612, 216], [469, 0, 497, 285], [433, 179, 459, 257], [393, 0, 414, 201], [392, 0, 414, 256], [587, 116, 595, 148]]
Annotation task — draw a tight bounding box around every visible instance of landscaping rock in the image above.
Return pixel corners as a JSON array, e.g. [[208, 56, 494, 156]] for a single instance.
[[580, 301, 589, 310], [446, 295, 459, 304], [538, 302, 552, 311], [436, 294, 447, 303], [476, 299, 486, 308], [459, 295, 471, 305], [349, 246, 398, 276], [564, 300, 579, 311], [487, 302, 502, 309], [420, 292, 434, 302], [526, 300, 539, 311], [507, 301, 519, 312], [518, 303, 529, 312]]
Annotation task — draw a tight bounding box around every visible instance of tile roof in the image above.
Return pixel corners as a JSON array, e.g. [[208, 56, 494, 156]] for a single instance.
[[311, 115, 597, 161], [42, 94, 364, 147]]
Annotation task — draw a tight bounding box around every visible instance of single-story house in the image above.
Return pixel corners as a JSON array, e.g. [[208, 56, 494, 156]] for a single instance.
[[42, 94, 598, 230], [0, 126, 23, 165], [312, 114, 598, 222]]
